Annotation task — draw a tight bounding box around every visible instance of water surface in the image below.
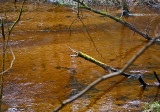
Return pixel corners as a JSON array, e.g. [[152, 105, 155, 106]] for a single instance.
[[0, 1, 160, 112]]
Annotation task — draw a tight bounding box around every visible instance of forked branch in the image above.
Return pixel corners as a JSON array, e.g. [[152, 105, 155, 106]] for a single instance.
[[0, 2, 24, 110]]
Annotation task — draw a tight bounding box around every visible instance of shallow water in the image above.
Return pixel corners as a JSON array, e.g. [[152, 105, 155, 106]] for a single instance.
[[0, 1, 160, 112]]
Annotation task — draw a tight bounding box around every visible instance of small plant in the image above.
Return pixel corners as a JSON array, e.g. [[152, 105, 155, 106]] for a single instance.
[[0, 1, 24, 111], [144, 101, 160, 112]]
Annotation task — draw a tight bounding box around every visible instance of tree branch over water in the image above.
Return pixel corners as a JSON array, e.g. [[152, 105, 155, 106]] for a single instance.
[[53, 37, 157, 112], [73, 0, 153, 40]]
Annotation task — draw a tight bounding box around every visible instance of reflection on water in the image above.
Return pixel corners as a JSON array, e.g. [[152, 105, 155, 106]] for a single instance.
[[0, 1, 160, 112]]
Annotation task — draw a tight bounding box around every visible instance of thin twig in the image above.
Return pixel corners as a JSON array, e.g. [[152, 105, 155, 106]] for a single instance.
[[8, 3, 23, 36], [53, 38, 157, 112], [0, 47, 15, 75], [0, 18, 6, 111], [69, 3, 104, 59], [1, 18, 5, 40], [6, 1, 24, 47]]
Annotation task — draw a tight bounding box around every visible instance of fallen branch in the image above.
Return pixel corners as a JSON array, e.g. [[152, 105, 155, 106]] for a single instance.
[[73, 0, 153, 40], [69, 47, 146, 85], [53, 38, 157, 112]]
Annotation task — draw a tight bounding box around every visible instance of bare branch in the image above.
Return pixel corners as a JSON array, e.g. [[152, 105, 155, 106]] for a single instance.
[[121, 38, 157, 72], [54, 38, 157, 112], [73, 0, 153, 40]]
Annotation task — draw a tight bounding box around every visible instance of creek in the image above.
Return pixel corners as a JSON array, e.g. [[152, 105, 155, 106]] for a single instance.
[[0, 1, 160, 111]]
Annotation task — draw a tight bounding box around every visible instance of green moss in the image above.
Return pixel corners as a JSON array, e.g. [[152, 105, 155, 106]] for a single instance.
[[78, 52, 106, 66], [144, 102, 160, 112]]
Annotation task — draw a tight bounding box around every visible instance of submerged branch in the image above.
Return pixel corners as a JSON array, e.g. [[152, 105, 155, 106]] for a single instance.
[[154, 71, 160, 84], [54, 38, 157, 112], [73, 0, 153, 40]]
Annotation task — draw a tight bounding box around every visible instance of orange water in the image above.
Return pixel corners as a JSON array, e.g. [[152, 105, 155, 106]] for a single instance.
[[0, 1, 160, 112]]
